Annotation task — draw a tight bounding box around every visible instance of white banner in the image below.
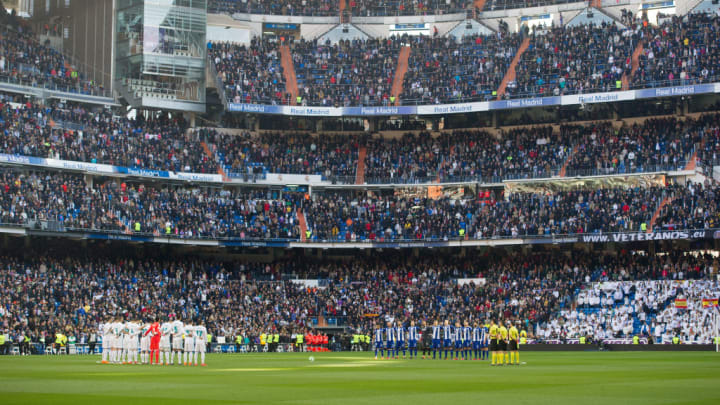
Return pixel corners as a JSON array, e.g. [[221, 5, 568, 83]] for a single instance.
[[561, 90, 635, 105], [416, 101, 489, 115], [457, 278, 486, 286]]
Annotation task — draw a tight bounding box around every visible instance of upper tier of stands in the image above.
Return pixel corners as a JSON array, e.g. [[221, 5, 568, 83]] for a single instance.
[[210, 13, 720, 107], [292, 38, 403, 107], [207, 0, 582, 16], [0, 7, 105, 97], [208, 0, 476, 16]]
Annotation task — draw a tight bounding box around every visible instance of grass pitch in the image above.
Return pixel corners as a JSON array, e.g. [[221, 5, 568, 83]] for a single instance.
[[0, 352, 719, 404]]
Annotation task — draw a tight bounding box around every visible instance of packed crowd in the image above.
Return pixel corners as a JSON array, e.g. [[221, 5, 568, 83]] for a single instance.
[[364, 114, 714, 183], [208, 0, 338, 16], [292, 38, 403, 107], [403, 33, 522, 104], [348, 0, 473, 16], [632, 13, 720, 89], [208, 14, 720, 106], [207, 0, 472, 16], [209, 39, 288, 105], [1, 89, 718, 183], [654, 180, 720, 231], [4, 163, 720, 242], [544, 278, 720, 343], [0, 95, 217, 173], [0, 248, 715, 352], [0, 7, 102, 95], [0, 169, 301, 239], [363, 126, 570, 183], [482, 0, 576, 11], [563, 115, 711, 176], [198, 129, 363, 178], [303, 184, 676, 241], [510, 22, 636, 98]]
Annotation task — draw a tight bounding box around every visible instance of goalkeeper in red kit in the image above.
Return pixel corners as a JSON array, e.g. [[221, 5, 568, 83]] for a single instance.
[[145, 320, 161, 365]]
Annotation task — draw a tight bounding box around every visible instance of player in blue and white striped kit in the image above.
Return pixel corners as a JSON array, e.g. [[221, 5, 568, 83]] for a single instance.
[[482, 320, 490, 360], [431, 320, 442, 359], [453, 321, 463, 360], [374, 324, 385, 360], [407, 321, 419, 359], [395, 323, 406, 358], [462, 321, 473, 360], [472, 321, 483, 360], [443, 320, 454, 360], [385, 322, 396, 359]]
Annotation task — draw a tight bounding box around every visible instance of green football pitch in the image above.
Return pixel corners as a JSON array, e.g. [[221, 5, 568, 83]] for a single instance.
[[0, 352, 718, 404]]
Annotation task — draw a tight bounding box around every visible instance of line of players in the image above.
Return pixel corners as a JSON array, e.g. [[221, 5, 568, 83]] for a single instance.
[[100, 318, 208, 366], [373, 319, 525, 365]]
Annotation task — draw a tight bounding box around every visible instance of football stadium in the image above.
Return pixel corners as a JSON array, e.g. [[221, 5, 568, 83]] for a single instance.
[[0, 0, 720, 403]]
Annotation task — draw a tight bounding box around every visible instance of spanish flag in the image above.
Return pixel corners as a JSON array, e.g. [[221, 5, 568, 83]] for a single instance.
[[702, 298, 719, 308], [675, 299, 688, 309]]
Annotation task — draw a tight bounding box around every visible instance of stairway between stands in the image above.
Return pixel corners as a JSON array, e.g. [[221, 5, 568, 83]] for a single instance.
[[201, 141, 228, 181], [298, 209, 309, 242], [622, 41, 644, 90], [392, 46, 411, 106], [280, 45, 299, 105], [355, 145, 367, 184], [496, 37, 530, 100], [648, 197, 671, 232], [558, 146, 577, 177]]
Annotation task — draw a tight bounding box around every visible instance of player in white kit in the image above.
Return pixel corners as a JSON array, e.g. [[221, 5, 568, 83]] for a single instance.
[[125, 321, 140, 364], [160, 321, 172, 365], [140, 322, 150, 364], [121, 322, 132, 364], [101, 321, 112, 364], [171, 319, 184, 365], [112, 319, 123, 364], [194, 325, 208, 366], [183, 324, 195, 366]]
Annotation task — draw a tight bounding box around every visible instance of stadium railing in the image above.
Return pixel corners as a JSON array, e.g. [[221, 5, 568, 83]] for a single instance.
[[0, 72, 111, 98]]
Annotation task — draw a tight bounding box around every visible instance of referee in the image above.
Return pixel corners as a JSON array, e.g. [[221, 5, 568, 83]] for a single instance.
[[498, 320, 508, 366], [489, 319, 499, 366], [508, 321, 520, 365]]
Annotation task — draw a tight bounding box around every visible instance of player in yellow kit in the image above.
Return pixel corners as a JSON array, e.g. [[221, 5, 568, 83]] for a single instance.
[[508, 322, 520, 365], [488, 320, 499, 366], [497, 321, 508, 366]]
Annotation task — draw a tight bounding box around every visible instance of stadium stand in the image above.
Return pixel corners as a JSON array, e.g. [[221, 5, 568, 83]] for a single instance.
[[207, 0, 473, 16], [482, 0, 577, 11], [291, 37, 404, 107], [402, 33, 522, 104], [302, 184, 677, 241], [207, 13, 720, 106], [1, 90, 718, 183], [632, 13, 720, 89], [209, 39, 289, 105], [0, 96, 217, 173], [509, 22, 636, 98], [198, 129, 363, 178], [0, 8, 104, 96], [3, 0, 720, 362], [0, 247, 716, 349], [208, 0, 338, 16], [0, 168, 301, 239], [548, 279, 720, 343]]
